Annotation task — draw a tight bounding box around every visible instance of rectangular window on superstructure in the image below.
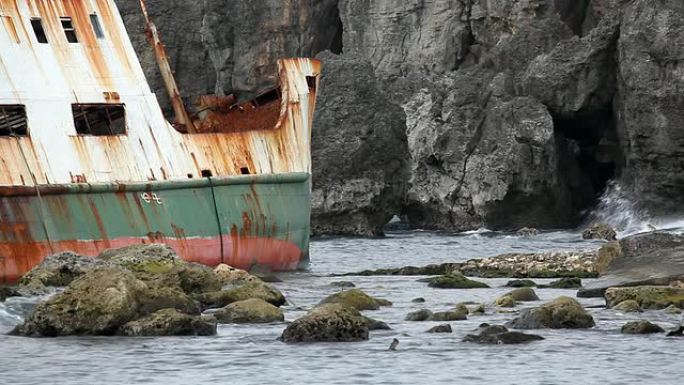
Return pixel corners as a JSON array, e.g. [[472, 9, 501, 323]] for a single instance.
[[72, 104, 126, 136], [2, 15, 20, 43], [90, 14, 104, 39], [0, 105, 28, 136], [30, 18, 48, 44], [60, 17, 78, 43]]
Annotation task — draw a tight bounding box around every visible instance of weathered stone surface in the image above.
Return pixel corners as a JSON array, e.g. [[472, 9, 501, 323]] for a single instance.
[[280, 304, 369, 343], [426, 274, 489, 289], [118, 309, 217, 337], [495, 295, 517, 308], [604, 286, 684, 310], [214, 264, 262, 287], [621, 320, 664, 335], [463, 325, 544, 345], [506, 296, 595, 329], [505, 279, 538, 288], [317, 289, 390, 311], [427, 324, 453, 333], [213, 298, 284, 324], [539, 277, 583, 289], [506, 288, 540, 302], [612, 299, 642, 313], [311, 51, 409, 236], [582, 223, 617, 241], [405, 309, 433, 322], [19, 252, 100, 288], [195, 282, 287, 309], [664, 305, 683, 315], [460, 251, 598, 278], [582, 232, 684, 297], [429, 308, 468, 322]]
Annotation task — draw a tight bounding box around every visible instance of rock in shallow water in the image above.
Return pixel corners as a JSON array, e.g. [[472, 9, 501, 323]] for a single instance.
[[459, 251, 598, 278], [318, 289, 391, 311], [463, 325, 544, 345], [213, 298, 284, 324], [330, 281, 356, 288], [505, 279, 538, 288], [604, 286, 684, 310], [621, 321, 664, 335], [118, 308, 217, 337], [405, 309, 433, 322], [495, 295, 517, 308], [427, 324, 452, 333], [582, 223, 617, 241], [612, 300, 642, 313], [506, 297, 595, 329], [280, 304, 369, 343], [539, 277, 583, 289], [18, 251, 101, 288], [425, 274, 489, 289], [506, 287, 540, 302], [195, 282, 287, 309]]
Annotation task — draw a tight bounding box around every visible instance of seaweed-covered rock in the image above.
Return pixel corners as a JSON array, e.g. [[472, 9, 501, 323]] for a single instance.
[[137, 286, 201, 316], [612, 300, 642, 313], [426, 274, 489, 289], [213, 298, 284, 324], [495, 295, 517, 308], [317, 289, 390, 311], [463, 325, 544, 344], [539, 277, 583, 289], [506, 287, 540, 301], [427, 324, 452, 333], [505, 279, 537, 288], [621, 320, 664, 335], [604, 286, 684, 310], [19, 252, 100, 287], [330, 281, 356, 288], [405, 309, 433, 321], [118, 308, 217, 336], [430, 308, 468, 322], [280, 304, 369, 343], [195, 282, 287, 309], [214, 264, 262, 286], [363, 316, 391, 330], [582, 223, 617, 241], [11, 267, 148, 337], [664, 305, 682, 315], [506, 296, 595, 329], [412, 297, 426, 303], [338, 263, 461, 277]]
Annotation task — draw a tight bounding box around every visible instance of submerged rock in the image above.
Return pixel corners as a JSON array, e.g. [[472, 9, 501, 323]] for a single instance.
[[318, 289, 391, 311], [363, 316, 391, 330], [463, 325, 544, 344], [330, 281, 356, 288], [412, 297, 426, 303], [539, 277, 583, 289], [604, 286, 684, 310], [280, 304, 369, 343], [582, 223, 617, 241], [118, 308, 217, 337], [337, 263, 461, 277], [405, 309, 433, 322], [427, 324, 452, 333], [506, 296, 595, 329], [581, 232, 684, 297], [425, 274, 489, 289], [612, 300, 642, 313], [460, 251, 598, 278], [213, 298, 284, 324], [19, 251, 100, 288], [621, 320, 664, 335], [505, 279, 537, 288], [195, 282, 287, 309]]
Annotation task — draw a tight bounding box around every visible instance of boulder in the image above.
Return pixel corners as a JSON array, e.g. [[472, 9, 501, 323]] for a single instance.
[[412, 297, 426, 303], [517, 228, 540, 237], [604, 286, 684, 310], [539, 277, 583, 289], [330, 281, 356, 288], [506, 296, 595, 329], [19, 252, 100, 287], [214, 264, 262, 286], [506, 287, 540, 302], [595, 242, 622, 273], [612, 300, 642, 313], [581, 232, 684, 297], [582, 223, 617, 241], [469, 304, 486, 315], [280, 304, 369, 343], [426, 274, 489, 289], [459, 251, 598, 278], [495, 295, 517, 308], [405, 309, 433, 322], [621, 320, 664, 335], [11, 266, 148, 337], [505, 279, 537, 288], [363, 316, 391, 331], [118, 308, 217, 337], [137, 286, 201, 316], [338, 263, 461, 277], [212, 298, 284, 324], [429, 308, 467, 322], [463, 325, 544, 344], [427, 324, 452, 333], [195, 282, 287, 309], [317, 289, 390, 311], [664, 305, 682, 315]]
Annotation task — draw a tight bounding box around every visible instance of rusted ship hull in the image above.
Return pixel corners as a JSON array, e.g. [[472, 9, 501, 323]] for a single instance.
[[0, 173, 311, 283]]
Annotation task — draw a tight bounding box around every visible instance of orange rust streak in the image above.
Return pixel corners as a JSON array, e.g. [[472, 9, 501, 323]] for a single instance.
[[94, 0, 132, 72]]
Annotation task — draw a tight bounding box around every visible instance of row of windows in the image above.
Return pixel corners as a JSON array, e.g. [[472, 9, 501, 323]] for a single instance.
[[1, 13, 105, 45], [0, 104, 126, 137]]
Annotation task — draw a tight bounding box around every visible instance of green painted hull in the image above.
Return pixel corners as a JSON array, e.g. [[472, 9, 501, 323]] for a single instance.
[[0, 173, 311, 283]]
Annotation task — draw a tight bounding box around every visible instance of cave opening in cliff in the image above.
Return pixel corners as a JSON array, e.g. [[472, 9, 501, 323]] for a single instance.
[[553, 107, 624, 218]]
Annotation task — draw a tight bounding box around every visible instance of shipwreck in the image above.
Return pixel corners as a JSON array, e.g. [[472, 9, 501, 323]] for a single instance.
[[0, 0, 321, 283]]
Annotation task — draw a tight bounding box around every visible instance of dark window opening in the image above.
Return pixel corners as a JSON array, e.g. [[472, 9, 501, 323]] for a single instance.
[[201, 169, 213, 178], [90, 14, 104, 39], [240, 167, 251, 175], [306, 76, 317, 92], [253, 88, 281, 107], [0, 105, 28, 136], [60, 17, 78, 43], [72, 104, 126, 136], [30, 18, 48, 44], [187, 173, 194, 179]]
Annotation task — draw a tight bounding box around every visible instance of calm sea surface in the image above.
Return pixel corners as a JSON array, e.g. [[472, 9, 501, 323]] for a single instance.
[[1, 230, 683, 385]]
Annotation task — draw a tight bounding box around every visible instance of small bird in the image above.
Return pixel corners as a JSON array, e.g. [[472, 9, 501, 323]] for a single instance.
[[389, 338, 399, 351]]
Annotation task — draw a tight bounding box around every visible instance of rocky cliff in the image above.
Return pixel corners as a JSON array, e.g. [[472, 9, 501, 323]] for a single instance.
[[116, 0, 684, 235]]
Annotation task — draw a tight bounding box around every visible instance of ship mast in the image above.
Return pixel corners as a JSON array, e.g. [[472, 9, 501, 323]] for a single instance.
[[139, 0, 197, 133]]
